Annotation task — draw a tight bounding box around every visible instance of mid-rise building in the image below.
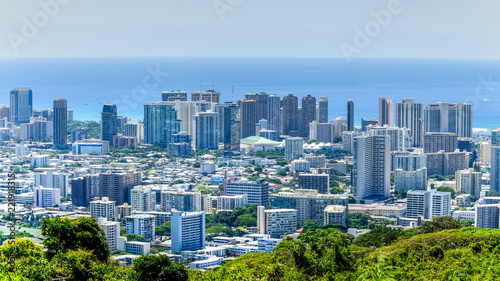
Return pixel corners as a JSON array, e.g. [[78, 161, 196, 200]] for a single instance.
[[123, 122, 144, 143], [298, 173, 329, 194], [98, 168, 141, 205], [90, 197, 117, 221], [19, 117, 53, 141], [257, 206, 297, 238], [309, 121, 335, 143], [426, 150, 469, 176], [224, 179, 269, 206], [71, 127, 88, 142], [361, 118, 378, 132], [216, 194, 248, 211], [97, 217, 120, 251], [455, 169, 482, 200], [33, 186, 60, 208], [392, 152, 427, 171], [269, 190, 348, 225], [35, 171, 69, 198], [130, 186, 156, 212], [285, 137, 303, 160], [160, 190, 202, 212], [475, 204, 500, 229], [423, 132, 458, 153], [324, 205, 347, 225], [72, 140, 109, 155], [394, 168, 427, 192], [490, 146, 500, 193], [10, 88, 33, 125], [171, 210, 206, 253], [407, 190, 451, 219], [126, 214, 156, 242]]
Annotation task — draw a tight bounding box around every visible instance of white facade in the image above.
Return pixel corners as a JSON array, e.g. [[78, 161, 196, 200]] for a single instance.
[[90, 197, 117, 221], [285, 137, 303, 160], [290, 160, 310, 173], [35, 171, 69, 198], [257, 206, 297, 238], [407, 190, 451, 219], [394, 168, 427, 192], [130, 186, 156, 212], [125, 241, 151, 255], [480, 141, 491, 165], [353, 135, 391, 199], [455, 169, 482, 200], [123, 122, 144, 143], [324, 205, 347, 225], [33, 186, 60, 208], [475, 204, 500, 229], [366, 125, 411, 151], [31, 155, 50, 167], [216, 194, 248, 211], [97, 217, 121, 251]]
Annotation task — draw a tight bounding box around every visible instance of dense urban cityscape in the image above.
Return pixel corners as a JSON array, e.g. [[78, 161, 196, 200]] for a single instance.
[[0, 85, 499, 279]]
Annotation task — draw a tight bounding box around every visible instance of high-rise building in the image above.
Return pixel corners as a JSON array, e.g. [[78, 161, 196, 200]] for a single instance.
[[396, 98, 423, 147], [490, 146, 500, 193], [191, 90, 221, 103], [162, 90, 188, 101], [455, 169, 482, 200], [126, 214, 156, 242], [268, 95, 280, 132], [282, 94, 299, 136], [224, 179, 269, 205], [361, 118, 378, 132], [216, 194, 248, 211], [41, 108, 53, 121], [214, 103, 240, 150], [298, 173, 330, 194], [101, 103, 117, 146], [53, 98, 67, 148], [90, 197, 117, 221], [301, 94, 316, 138], [171, 210, 206, 253], [457, 138, 474, 152], [269, 189, 348, 225], [19, 117, 53, 141], [480, 141, 491, 165], [285, 137, 303, 160], [33, 186, 60, 208], [353, 135, 391, 199], [475, 204, 500, 229], [347, 99, 354, 131], [245, 92, 269, 124], [318, 97, 328, 123], [193, 111, 219, 150], [378, 97, 393, 127], [0, 105, 9, 121], [407, 190, 451, 219], [239, 99, 257, 139], [35, 171, 69, 198], [144, 102, 180, 147], [423, 102, 473, 138], [98, 168, 141, 205], [67, 109, 73, 122], [309, 121, 335, 143], [257, 206, 297, 238], [130, 186, 156, 212], [394, 168, 427, 192], [423, 132, 458, 153], [71, 127, 88, 142], [10, 88, 33, 125], [392, 153, 427, 171], [71, 175, 92, 207]]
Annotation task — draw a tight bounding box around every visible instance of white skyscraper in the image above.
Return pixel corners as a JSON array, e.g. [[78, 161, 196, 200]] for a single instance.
[[285, 137, 303, 160], [423, 102, 473, 138], [35, 171, 69, 198], [353, 135, 391, 199]]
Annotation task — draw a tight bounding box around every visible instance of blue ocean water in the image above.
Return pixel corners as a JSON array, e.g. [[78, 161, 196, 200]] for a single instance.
[[0, 57, 499, 132]]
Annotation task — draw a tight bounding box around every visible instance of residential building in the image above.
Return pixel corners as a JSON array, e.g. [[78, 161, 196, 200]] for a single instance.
[[378, 97, 393, 127], [257, 206, 297, 238], [407, 190, 451, 219], [33, 186, 60, 208], [394, 168, 427, 192], [423, 102, 473, 138], [324, 205, 347, 225], [10, 88, 33, 125], [224, 179, 269, 205], [90, 197, 117, 221], [455, 169, 482, 200], [53, 98, 67, 148], [101, 103, 117, 146], [298, 173, 330, 194], [126, 214, 156, 242], [285, 137, 303, 160], [171, 210, 206, 253], [423, 132, 458, 153], [130, 186, 156, 212], [144, 101, 180, 147]]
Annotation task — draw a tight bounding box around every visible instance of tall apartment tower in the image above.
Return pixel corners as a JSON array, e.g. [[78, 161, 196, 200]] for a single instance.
[[282, 94, 299, 136], [245, 92, 269, 124], [162, 90, 188, 101], [267, 94, 281, 132], [423, 102, 473, 138], [318, 97, 328, 123], [101, 103, 117, 146], [353, 135, 391, 199], [455, 169, 482, 200], [285, 137, 304, 160], [396, 98, 423, 147], [53, 98, 68, 148], [378, 97, 393, 127], [215, 102, 240, 151], [239, 99, 257, 138], [490, 146, 500, 193], [491, 128, 500, 146], [98, 169, 141, 205], [10, 87, 33, 125], [193, 111, 219, 150], [475, 204, 500, 229], [301, 94, 316, 138], [347, 99, 354, 131], [423, 132, 458, 153], [407, 190, 451, 219], [71, 176, 92, 207], [144, 102, 180, 147]]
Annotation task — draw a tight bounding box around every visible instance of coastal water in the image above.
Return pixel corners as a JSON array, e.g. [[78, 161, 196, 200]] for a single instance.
[[0, 57, 499, 133]]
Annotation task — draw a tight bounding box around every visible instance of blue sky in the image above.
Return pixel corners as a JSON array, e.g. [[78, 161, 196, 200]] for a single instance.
[[1, 0, 499, 59]]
